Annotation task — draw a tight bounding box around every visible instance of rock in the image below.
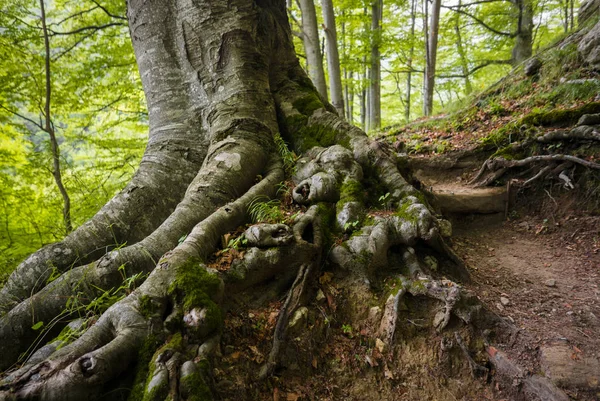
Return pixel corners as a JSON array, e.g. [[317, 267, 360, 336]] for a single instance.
[[541, 344, 600, 389], [288, 306, 308, 334], [524, 57, 543, 76], [545, 278, 557, 287], [368, 306, 382, 322], [433, 311, 446, 328], [500, 296, 510, 306], [577, 113, 600, 126], [375, 338, 386, 353], [316, 289, 326, 302], [578, 21, 600, 69], [579, 0, 600, 25]]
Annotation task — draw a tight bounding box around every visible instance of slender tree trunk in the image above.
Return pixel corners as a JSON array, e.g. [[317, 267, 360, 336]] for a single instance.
[[321, 0, 345, 118], [368, 0, 382, 131], [423, 0, 441, 116], [40, 0, 72, 235], [405, 0, 416, 122], [348, 70, 354, 123], [454, 0, 473, 95], [512, 0, 533, 65], [299, 0, 328, 99]]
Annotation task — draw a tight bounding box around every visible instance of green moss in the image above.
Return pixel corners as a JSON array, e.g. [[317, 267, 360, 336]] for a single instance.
[[168, 259, 223, 334], [138, 295, 156, 319], [127, 334, 161, 401], [180, 370, 213, 401], [292, 93, 324, 116], [521, 102, 600, 127]]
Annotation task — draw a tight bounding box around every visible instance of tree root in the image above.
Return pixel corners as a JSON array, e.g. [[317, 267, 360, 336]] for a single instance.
[[471, 154, 600, 188]]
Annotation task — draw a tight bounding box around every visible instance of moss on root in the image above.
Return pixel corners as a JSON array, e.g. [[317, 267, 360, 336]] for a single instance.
[[127, 334, 161, 401], [180, 370, 213, 401], [168, 259, 223, 335]]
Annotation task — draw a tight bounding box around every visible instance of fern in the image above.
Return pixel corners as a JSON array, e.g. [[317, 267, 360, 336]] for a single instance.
[[248, 196, 285, 223]]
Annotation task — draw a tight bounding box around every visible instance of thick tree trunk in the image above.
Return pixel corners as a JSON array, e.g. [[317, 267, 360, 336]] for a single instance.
[[298, 0, 329, 99], [512, 0, 533, 65], [423, 0, 441, 116], [0, 1, 495, 400], [368, 0, 382, 131], [321, 0, 345, 118]]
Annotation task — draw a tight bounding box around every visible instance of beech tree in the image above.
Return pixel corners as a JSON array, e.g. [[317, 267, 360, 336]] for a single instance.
[[0, 0, 579, 399]]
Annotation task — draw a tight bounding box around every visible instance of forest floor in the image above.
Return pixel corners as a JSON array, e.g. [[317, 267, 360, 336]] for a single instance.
[[210, 156, 600, 400], [454, 210, 600, 400]]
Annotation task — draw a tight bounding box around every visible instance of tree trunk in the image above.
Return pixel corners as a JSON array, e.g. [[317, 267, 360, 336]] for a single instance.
[[321, 0, 345, 118], [368, 0, 382, 131], [405, 0, 416, 122], [423, 0, 441, 116], [0, 1, 494, 400], [298, 0, 328, 99], [512, 0, 533, 65], [40, 0, 72, 235], [454, 0, 473, 95]]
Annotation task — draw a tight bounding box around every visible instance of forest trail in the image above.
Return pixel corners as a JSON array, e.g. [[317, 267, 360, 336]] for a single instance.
[[413, 155, 600, 400]]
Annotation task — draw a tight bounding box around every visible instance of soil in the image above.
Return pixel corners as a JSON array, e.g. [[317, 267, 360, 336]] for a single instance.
[[210, 156, 600, 400], [452, 209, 600, 400]]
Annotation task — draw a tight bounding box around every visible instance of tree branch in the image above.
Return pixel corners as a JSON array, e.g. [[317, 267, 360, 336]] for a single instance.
[[442, 5, 515, 37], [437, 59, 512, 78], [48, 22, 124, 36], [0, 104, 44, 130], [90, 0, 127, 21]]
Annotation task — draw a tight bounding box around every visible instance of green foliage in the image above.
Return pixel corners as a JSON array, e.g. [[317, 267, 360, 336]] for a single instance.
[[0, 0, 146, 281], [248, 197, 285, 223]]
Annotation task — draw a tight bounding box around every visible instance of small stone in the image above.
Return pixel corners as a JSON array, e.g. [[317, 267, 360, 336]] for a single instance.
[[545, 279, 557, 287], [375, 338, 386, 353], [368, 306, 382, 322], [524, 57, 542, 76], [288, 306, 308, 333], [500, 296, 510, 306], [567, 311, 574, 316], [433, 311, 446, 328], [316, 289, 326, 302], [496, 303, 505, 312]]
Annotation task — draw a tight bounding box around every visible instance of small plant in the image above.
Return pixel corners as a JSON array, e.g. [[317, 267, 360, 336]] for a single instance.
[[274, 133, 298, 175], [341, 324, 353, 336], [343, 220, 360, 232], [248, 197, 285, 223]]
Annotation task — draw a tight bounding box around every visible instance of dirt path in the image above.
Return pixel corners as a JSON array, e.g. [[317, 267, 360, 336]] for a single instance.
[[452, 212, 600, 399]]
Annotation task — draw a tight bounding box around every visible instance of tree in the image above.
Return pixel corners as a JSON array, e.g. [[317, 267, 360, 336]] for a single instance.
[[368, 0, 382, 131], [0, 0, 505, 399], [423, 0, 442, 116], [321, 0, 345, 118], [298, 0, 329, 98]]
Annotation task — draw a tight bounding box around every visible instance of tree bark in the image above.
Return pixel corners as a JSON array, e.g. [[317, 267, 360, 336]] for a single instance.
[[405, 0, 417, 122], [454, 0, 473, 95], [0, 1, 476, 400], [368, 0, 382, 131], [298, 0, 328, 99], [512, 0, 533, 65], [423, 0, 441, 116], [321, 0, 345, 118]]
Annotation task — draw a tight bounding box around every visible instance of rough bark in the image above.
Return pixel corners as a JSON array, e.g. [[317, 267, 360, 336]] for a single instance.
[[512, 0, 533, 65], [423, 0, 441, 116], [0, 1, 506, 400], [321, 0, 345, 118], [298, 0, 329, 99], [369, 0, 382, 131]]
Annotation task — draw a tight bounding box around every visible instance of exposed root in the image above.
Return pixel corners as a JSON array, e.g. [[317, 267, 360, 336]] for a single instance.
[[487, 346, 570, 401], [455, 332, 489, 379], [471, 154, 600, 189]]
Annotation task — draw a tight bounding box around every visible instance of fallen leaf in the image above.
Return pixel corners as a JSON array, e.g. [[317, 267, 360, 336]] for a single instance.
[[287, 392, 301, 401]]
